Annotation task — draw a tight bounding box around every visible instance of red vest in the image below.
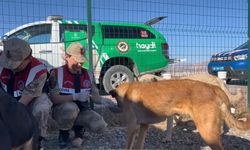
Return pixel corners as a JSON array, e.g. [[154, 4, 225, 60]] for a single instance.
[[0, 57, 47, 99], [54, 65, 92, 95]]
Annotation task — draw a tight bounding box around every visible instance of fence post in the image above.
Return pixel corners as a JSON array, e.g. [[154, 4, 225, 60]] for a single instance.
[[248, 0, 250, 111], [87, 0, 94, 109]]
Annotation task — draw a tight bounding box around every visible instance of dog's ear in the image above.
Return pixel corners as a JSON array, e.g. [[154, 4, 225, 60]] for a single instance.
[[109, 90, 117, 98]]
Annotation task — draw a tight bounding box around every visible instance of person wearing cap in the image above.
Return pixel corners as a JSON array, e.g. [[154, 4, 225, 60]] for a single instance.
[[48, 42, 113, 148], [0, 38, 52, 148]]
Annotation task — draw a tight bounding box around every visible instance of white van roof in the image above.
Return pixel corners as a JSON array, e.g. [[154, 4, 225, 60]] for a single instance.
[[4, 21, 52, 37]]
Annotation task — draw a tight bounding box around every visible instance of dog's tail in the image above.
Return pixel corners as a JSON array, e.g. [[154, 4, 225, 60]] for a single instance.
[[221, 103, 250, 130]]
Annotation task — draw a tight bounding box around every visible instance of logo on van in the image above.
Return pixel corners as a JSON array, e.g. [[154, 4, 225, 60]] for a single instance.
[[117, 41, 130, 53], [136, 42, 156, 50]]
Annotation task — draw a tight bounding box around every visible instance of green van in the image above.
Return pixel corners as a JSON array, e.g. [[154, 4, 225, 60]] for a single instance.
[[1, 16, 169, 92]]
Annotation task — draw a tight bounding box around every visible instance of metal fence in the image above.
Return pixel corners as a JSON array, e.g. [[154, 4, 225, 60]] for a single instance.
[[0, 0, 249, 149], [0, 0, 248, 95], [0, 0, 248, 104]]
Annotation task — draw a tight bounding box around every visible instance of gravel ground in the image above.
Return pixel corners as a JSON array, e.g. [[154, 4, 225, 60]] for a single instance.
[[44, 77, 250, 150], [44, 106, 250, 150], [45, 128, 250, 150]]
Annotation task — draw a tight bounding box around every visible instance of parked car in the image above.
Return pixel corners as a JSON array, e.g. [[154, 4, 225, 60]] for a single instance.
[[208, 42, 248, 82], [0, 16, 169, 92]]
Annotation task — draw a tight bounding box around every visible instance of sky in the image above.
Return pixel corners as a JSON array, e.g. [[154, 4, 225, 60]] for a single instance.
[[0, 0, 248, 64]]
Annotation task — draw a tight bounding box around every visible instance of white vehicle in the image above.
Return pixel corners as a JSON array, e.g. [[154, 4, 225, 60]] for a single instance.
[[1, 16, 69, 70], [0, 16, 169, 93]]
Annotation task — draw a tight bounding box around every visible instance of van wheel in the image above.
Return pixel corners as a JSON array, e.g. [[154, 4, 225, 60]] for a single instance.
[[103, 65, 134, 93]]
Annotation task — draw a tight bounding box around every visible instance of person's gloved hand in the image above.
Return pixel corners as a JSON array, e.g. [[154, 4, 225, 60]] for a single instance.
[[73, 91, 90, 102]]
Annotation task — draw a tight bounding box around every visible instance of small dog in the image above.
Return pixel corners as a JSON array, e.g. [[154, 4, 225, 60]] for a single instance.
[[110, 79, 250, 150], [0, 88, 38, 150]]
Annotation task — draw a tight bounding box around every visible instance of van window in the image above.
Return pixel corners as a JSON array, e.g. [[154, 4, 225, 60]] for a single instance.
[[102, 25, 156, 39], [60, 24, 95, 42], [8, 24, 51, 44]]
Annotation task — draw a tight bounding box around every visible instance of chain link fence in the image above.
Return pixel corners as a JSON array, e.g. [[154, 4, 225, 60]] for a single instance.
[[0, 0, 248, 149], [0, 0, 247, 90]]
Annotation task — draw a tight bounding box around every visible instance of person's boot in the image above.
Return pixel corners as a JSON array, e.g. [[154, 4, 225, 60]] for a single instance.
[[58, 130, 70, 149], [72, 125, 85, 147]]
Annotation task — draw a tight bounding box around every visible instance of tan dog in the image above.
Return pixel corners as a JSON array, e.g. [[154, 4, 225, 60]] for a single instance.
[[164, 73, 245, 142], [182, 73, 243, 105], [138, 73, 245, 142], [138, 73, 243, 105], [110, 79, 250, 150]]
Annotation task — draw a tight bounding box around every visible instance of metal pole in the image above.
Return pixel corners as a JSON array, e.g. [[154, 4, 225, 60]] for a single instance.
[[87, 0, 94, 109], [248, 0, 250, 111], [87, 0, 93, 72]]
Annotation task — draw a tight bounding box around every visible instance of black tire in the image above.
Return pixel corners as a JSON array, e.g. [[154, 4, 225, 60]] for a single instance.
[[103, 65, 134, 93]]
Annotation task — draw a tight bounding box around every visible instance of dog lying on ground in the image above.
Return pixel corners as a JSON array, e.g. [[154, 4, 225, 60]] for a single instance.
[[0, 88, 38, 150], [110, 79, 250, 150]]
